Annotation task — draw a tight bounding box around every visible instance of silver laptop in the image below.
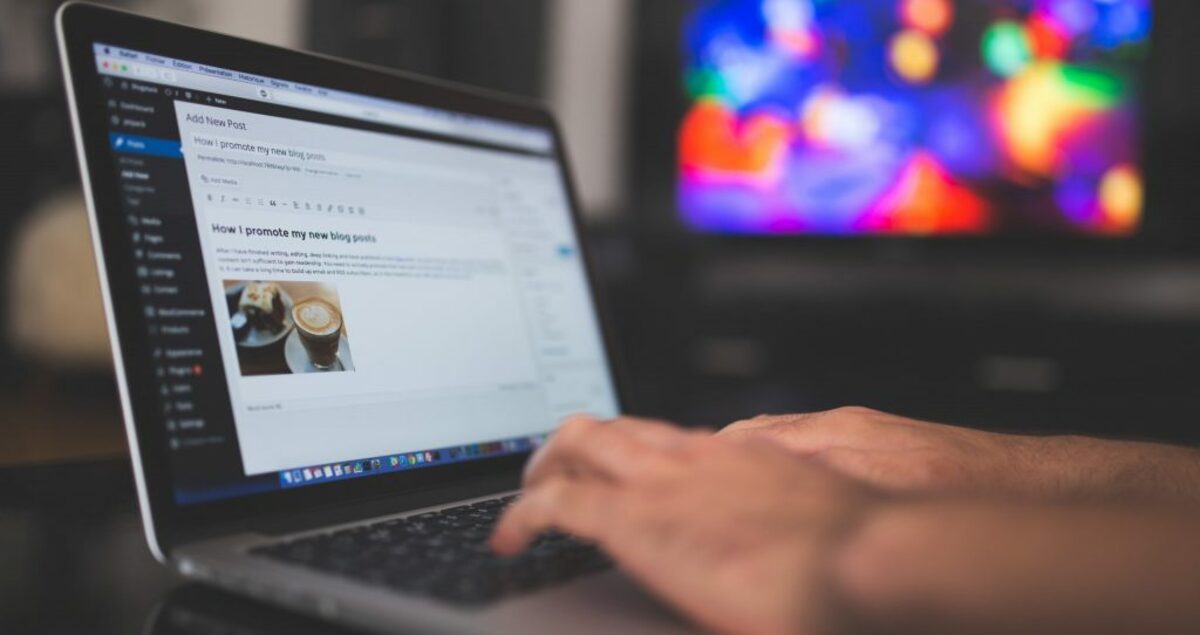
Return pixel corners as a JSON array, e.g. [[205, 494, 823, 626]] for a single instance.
[[57, 3, 692, 633]]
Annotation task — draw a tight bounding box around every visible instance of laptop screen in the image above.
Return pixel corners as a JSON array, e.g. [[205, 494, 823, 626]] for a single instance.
[[88, 43, 620, 505]]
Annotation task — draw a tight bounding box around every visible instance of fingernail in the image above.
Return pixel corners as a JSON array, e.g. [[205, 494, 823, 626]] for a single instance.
[[489, 531, 521, 556], [522, 451, 544, 481]]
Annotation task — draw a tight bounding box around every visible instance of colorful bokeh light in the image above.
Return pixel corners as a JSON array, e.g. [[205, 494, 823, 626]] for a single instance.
[[996, 62, 1121, 177], [982, 21, 1034, 77], [901, 0, 954, 36], [678, 0, 1151, 236], [1099, 164, 1143, 233], [890, 29, 940, 84]]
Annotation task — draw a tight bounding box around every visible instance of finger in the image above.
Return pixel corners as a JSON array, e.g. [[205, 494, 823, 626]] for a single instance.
[[608, 416, 697, 450], [523, 414, 601, 481], [524, 416, 686, 487], [490, 476, 618, 555]]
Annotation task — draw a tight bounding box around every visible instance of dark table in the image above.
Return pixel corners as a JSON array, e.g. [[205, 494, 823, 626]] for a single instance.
[[0, 459, 365, 635]]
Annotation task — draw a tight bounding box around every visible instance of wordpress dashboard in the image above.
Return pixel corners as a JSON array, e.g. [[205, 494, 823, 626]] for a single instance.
[[92, 43, 618, 501]]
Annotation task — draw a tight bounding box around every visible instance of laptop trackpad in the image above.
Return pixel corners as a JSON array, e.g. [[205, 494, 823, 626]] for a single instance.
[[482, 569, 701, 635]]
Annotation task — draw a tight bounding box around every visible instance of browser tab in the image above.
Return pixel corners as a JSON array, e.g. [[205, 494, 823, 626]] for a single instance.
[[236, 72, 266, 86], [197, 65, 234, 80], [92, 42, 554, 154]]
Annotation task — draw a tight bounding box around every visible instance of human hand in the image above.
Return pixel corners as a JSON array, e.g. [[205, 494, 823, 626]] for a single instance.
[[719, 407, 1045, 498], [491, 416, 880, 635], [719, 407, 1200, 504]]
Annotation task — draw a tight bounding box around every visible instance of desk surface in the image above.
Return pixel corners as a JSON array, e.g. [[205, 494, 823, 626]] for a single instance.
[[0, 459, 364, 635]]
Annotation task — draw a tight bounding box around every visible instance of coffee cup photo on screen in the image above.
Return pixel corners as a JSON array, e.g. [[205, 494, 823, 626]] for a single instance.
[[223, 280, 355, 376]]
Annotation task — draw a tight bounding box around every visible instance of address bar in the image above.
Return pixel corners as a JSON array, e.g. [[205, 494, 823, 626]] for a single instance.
[[270, 90, 550, 153], [271, 90, 460, 137]]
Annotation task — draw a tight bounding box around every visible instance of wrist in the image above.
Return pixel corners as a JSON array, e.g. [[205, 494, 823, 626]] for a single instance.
[[1003, 434, 1099, 500], [1013, 434, 1200, 504]]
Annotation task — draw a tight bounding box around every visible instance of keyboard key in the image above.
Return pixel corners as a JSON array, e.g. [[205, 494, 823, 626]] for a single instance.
[[251, 495, 610, 605]]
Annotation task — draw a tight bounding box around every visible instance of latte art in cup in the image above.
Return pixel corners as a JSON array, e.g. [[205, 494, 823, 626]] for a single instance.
[[295, 299, 341, 335], [292, 298, 342, 368]]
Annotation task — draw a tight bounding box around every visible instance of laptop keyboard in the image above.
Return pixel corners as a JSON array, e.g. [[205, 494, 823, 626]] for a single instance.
[[250, 495, 611, 605]]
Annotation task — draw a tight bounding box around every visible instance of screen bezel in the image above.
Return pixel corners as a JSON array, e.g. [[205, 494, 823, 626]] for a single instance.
[[58, 2, 627, 553]]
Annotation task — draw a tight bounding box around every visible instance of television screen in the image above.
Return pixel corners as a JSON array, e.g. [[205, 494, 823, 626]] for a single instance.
[[677, 0, 1152, 236]]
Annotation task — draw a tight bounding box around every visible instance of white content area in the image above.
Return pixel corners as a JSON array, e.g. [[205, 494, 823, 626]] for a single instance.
[[175, 101, 619, 475]]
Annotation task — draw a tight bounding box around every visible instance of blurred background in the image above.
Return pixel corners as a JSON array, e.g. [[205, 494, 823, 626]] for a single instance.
[[4, 0, 1200, 463], [4, 0, 1200, 632]]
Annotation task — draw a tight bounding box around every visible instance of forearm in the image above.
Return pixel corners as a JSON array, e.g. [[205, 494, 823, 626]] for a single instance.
[[1023, 435, 1200, 504], [827, 500, 1200, 635]]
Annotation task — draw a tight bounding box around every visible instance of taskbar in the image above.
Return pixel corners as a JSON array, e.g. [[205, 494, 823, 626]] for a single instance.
[[276, 433, 550, 489]]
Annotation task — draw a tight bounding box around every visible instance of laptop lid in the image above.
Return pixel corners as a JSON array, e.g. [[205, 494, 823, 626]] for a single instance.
[[56, 2, 624, 558]]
